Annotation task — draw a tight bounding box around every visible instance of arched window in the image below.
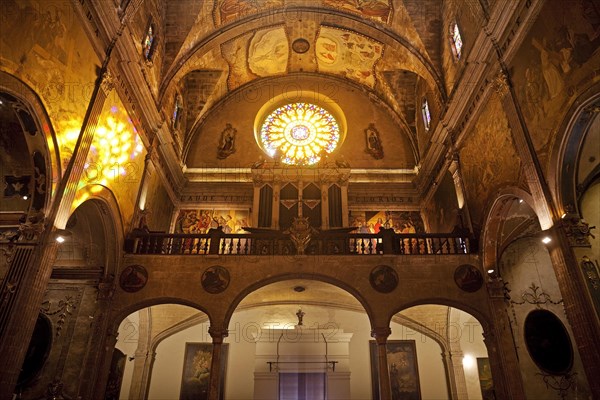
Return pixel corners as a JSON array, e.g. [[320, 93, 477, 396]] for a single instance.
[[172, 95, 182, 129], [451, 22, 463, 60], [142, 22, 156, 61], [421, 99, 431, 131]]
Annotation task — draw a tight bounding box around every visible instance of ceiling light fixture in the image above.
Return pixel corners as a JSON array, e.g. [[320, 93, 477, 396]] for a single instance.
[[542, 236, 552, 244], [55, 229, 72, 243]]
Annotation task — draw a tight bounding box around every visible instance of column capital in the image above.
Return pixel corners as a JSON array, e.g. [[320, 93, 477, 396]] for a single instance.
[[559, 213, 595, 247], [100, 70, 114, 94], [208, 326, 229, 343], [370, 326, 391, 344]]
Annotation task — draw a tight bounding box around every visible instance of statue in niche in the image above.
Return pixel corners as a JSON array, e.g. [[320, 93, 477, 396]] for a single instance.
[[365, 123, 383, 159], [217, 123, 237, 159]]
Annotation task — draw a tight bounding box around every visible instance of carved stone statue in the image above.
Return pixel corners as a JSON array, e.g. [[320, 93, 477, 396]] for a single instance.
[[285, 217, 318, 255], [217, 123, 237, 159]]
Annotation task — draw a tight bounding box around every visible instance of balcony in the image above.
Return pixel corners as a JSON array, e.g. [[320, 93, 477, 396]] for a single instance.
[[125, 228, 477, 256]]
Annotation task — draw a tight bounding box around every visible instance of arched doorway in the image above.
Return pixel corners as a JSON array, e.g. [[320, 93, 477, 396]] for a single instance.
[[114, 304, 210, 400]]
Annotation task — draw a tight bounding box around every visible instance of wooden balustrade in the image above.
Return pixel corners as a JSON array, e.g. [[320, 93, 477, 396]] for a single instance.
[[125, 229, 477, 256]]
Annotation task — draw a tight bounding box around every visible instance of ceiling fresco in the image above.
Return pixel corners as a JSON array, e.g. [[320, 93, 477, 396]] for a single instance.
[[248, 26, 289, 77], [322, 0, 393, 24], [315, 27, 384, 88]]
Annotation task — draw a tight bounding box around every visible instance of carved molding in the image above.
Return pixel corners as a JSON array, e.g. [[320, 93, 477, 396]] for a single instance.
[[40, 296, 77, 337], [561, 214, 595, 247]]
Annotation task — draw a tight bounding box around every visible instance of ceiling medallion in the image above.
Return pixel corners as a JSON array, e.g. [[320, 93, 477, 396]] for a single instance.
[[292, 38, 310, 54]]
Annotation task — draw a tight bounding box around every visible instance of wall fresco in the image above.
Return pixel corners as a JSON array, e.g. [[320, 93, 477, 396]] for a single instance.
[[174, 209, 250, 234], [349, 210, 425, 233], [460, 95, 520, 227], [511, 0, 600, 161], [315, 26, 383, 88], [221, 33, 257, 91]]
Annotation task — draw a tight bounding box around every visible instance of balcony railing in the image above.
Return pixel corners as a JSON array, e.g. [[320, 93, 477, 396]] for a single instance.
[[125, 229, 477, 256]]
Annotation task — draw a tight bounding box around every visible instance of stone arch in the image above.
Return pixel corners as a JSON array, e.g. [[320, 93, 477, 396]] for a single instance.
[[0, 71, 60, 216], [222, 273, 377, 331], [481, 187, 540, 273], [549, 81, 600, 215]]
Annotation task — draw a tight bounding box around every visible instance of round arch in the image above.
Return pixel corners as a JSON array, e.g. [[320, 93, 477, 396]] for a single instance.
[[0, 71, 60, 215], [549, 81, 600, 216], [223, 273, 377, 331], [480, 188, 540, 273]]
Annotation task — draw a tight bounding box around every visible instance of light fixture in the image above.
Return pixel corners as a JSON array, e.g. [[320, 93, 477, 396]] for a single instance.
[[542, 236, 552, 244], [55, 229, 72, 243], [561, 213, 567, 219], [518, 199, 524, 204], [487, 269, 495, 274], [22, 195, 28, 200], [463, 354, 475, 368]]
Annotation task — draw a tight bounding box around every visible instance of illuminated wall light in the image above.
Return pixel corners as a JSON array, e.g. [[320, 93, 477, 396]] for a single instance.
[[518, 199, 524, 204], [463, 354, 475, 369], [55, 235, 65, 243], [22, 195, 29, 200], [561, 213, 567, 219], [487, 269, 495, 274], [542, 236, 552, 244]]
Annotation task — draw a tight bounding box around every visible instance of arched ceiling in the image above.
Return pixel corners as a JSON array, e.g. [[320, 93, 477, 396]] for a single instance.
[[141, 0, 449, 164]]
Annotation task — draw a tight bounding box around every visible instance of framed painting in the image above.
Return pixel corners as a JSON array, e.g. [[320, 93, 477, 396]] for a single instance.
[[180, 342, 228, 400], [370, 340, 421, 400], [477, 357, 496, 400]]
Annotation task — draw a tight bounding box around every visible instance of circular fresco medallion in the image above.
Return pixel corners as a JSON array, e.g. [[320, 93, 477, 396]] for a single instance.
[[202, 265, 230, 294], [369, 265, 398, 293], [119, 264, 148, 293], [453, 264, 483, 292], [292, 38, 310, 54]]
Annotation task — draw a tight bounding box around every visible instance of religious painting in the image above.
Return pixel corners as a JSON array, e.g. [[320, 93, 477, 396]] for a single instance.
[[248, 27, 289, 77], [217, 123, 237, 159], [365, 123, 384, 159], [370, 340, 421, 400], [214, 0, 284, 26], [477, 357, 495, 400], [369, 265, 398, 293], [511, 0, 600, 155], [119, 264, 148, 293], [180, 343, 229, 400], [349, 211, 425, 234], [201, 265, 230, 294], [174, 209, 250, 234], [454, 264, 483, 293], [104, 349, 126, 400], [322, 0, 392, 24], [315, 26, 383, 87]]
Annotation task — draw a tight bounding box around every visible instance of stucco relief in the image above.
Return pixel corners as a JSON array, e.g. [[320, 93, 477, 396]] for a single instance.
[[248, 27, 289, 77], [315, 27, 383, 88], [460, 96, 520, 226], [511, 0, 600, 160]]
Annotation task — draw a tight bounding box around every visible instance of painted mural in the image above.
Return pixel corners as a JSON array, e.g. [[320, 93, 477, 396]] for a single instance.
[[323, 0, 392, 23], [511, 0, 600, 160], [221, 33, 257, 91], [315, 27, 383, 88], [174, 209, 249, 234], [460, 95, 520, 227], [423, 172, 460, 233], [349, 211, 424, 234], [213, 0, 284, 26], [248, 26, 289, 77], [0, 0, 99, 172]]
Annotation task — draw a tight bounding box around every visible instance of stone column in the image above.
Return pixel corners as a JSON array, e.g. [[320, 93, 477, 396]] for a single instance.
[[0, 62, 115, 395], [496, 70, 600, 397], [448, 153, 473, 233], [208, 326, 228, 400], [547, 219, 600, 396], [484, 277, 525, 399], [93, 327, 119, 400], [371, 327, 392, 400], [442, 350, 469, 400]]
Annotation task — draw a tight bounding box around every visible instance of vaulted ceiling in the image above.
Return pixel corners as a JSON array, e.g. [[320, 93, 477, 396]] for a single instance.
[[129, 0, 463, 167]]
